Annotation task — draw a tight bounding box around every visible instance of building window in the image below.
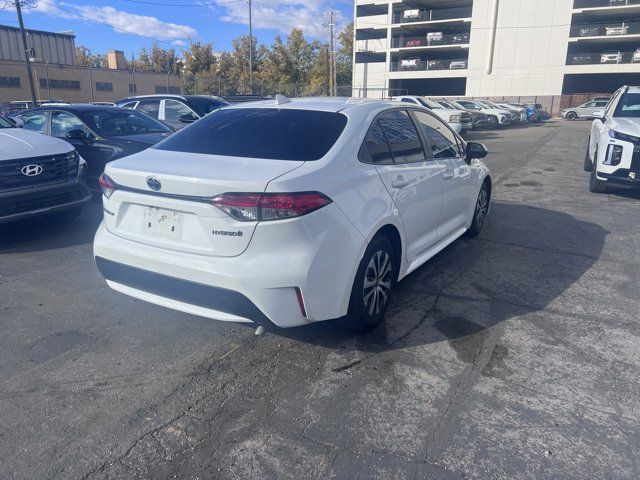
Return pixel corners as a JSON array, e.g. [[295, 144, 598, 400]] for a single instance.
[[40, 79, 80, 90], [129, 83, 137, 94], [96, 82, 113, 92], [155, 86, 181, 94], [0, 77, 21, 88]]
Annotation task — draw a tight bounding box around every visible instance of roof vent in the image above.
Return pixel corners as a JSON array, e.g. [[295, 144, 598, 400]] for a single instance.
[[275, 94, 292, 106]]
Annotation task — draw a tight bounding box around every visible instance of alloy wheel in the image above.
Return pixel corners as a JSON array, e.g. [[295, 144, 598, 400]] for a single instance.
[[475, 186, 489, 229], [363, 250, 393, 316]]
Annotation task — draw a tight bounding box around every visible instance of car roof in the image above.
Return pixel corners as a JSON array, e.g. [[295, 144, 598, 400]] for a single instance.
[[224, 96, 398, 115], [624, 86, 640, 94], [28, 104, 130, 113], [117, 94, 224, 103]]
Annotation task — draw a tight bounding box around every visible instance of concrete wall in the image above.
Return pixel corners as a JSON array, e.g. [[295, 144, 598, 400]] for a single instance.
[[0, 60, 182, 103]]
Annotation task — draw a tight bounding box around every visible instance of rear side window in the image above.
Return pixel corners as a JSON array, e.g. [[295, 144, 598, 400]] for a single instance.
[[377, 110, 426, 163], [156, 108, 348, 161], [359, 121, 393, 164], [137, 99, 161, 119]]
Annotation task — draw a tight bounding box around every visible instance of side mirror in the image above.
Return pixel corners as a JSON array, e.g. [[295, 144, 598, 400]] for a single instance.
[[179, 113, 198, 124], [591, 108, 605, 121], [466, 142, 488, 161], [66, 129, 87, 140]]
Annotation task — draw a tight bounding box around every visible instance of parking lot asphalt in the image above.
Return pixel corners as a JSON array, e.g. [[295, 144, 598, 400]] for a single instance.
[[1, 119, 640, 480]]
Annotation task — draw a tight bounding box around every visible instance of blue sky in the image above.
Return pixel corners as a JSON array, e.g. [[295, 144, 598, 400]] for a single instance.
[[0, 0, 353, 56]]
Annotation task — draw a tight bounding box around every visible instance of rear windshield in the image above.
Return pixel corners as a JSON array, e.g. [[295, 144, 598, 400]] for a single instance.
[[614, 93, 640, 118], [187, 97, 229, 116], [155, 108, 348, 161]]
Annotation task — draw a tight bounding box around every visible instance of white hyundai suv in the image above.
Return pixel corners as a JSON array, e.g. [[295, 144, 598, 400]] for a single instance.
[[94, 97, 492, 332], [585, 86, 640, 193]]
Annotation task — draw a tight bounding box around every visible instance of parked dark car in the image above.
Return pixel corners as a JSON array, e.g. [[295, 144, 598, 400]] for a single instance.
[[451, 32, 470, 44], [578, 25, 603, 37], [436, 100, 489, 130], [222, 95, 274, 103], [427, 60, 446, 70], [16, 105, 173, 188], [568, 53, 595, 65], [116, 94, 229, 130]]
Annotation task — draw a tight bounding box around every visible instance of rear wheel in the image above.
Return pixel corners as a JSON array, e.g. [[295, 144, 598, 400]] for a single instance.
[[566, 111, 577, 120], [340, 235, 396, 333], [465, 182, 489, 238], [583, 138, 593, 171]]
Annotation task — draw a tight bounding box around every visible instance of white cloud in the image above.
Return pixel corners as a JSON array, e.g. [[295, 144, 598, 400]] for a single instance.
[[25, 1, 197, 44], [215, 0, 349, 40]]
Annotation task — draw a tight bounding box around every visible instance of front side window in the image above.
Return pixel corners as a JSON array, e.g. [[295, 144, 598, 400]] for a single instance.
[[21, 112, 47, 132], [582, 102, 595, 108], [614, 93, 640, 117], [377, 110, 426, 163], [51, 111, 91, 137], [413, 111, 461, 158], [156, 108, 348, 161]]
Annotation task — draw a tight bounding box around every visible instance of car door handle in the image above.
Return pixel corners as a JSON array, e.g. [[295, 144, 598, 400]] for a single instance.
[[442, 171, 454, 180], [391, 178, 410, 189]]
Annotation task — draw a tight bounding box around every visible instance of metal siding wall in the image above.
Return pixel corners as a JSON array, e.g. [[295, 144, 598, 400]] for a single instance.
[[0, 27, 75, 65]]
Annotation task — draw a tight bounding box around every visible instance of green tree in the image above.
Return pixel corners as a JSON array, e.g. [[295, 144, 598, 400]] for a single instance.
[[336, 22, 354, 88]]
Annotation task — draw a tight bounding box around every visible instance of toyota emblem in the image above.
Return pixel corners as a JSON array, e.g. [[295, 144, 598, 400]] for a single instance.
[[146, 176, 162, 191], [21, 164, 43, 177]]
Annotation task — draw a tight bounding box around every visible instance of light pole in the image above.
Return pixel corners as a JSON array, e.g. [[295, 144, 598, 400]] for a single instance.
[[248, 0, 254, 94], [14, 0, 38, 106]]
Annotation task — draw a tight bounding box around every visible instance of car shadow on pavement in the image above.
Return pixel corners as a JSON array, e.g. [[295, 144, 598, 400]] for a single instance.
[[270, 201, 608, 354], [0, 200, 102, 254]]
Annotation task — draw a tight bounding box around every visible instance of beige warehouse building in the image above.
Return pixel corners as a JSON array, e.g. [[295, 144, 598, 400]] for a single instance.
[[0, 24, 182, 104]]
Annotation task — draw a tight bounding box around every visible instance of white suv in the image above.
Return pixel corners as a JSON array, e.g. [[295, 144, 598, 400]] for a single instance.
[[94, 98, 492, 332], [585, 86, 640, 193]]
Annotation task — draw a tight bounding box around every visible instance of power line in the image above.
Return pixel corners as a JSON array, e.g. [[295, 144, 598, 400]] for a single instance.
[[121, 0, 245, 7], [38, 0, 188, 49]]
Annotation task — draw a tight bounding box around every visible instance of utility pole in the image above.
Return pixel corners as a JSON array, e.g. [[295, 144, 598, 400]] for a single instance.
[[325, 45, 330, 97], [14, 0, 38, 106], [248, 0, 253, 94], [324, 10, 340, 97]]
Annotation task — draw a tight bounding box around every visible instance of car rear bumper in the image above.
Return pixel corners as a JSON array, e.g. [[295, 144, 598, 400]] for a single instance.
[[93, 203, 364, 328], [0, 181, 91, 225]]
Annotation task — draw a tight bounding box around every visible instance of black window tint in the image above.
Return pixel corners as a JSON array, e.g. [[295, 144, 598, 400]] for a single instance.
[[401, 98, 415, 104], [137, 99, 161, 119], [156, 108, 348, 161], [360, 121, 393, 164], [164, 99, 193, 122], [377, 110, 426, 163], [414, 111, 461, 158]]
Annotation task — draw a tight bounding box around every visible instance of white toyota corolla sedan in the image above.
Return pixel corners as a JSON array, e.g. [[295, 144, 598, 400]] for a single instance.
[[94, 97, 492, 332]]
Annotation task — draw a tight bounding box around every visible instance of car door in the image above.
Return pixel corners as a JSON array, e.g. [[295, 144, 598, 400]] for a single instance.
[[577, 102, 595, 118], [372, 109, 444, 262], [160, 99, 198, 130], [413, 110, 473, 239], [50, 110, 97, 170]]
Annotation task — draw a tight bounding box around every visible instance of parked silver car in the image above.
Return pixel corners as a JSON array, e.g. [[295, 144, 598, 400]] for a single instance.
[[561, 100, 609, 120]]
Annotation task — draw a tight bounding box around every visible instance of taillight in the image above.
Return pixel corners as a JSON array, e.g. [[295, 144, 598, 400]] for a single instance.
[[211, 192, 332, 222], [99, 173, 117, 199]]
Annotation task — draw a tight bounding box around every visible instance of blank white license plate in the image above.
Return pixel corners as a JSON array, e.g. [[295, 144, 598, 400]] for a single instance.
[[143, 206, 183, 239]]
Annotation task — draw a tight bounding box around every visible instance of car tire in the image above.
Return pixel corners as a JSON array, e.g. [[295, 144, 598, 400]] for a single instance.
[[589, 160, 607, 194], [487, 116, 499, 129], [340, 234, 397, 333], [583, 138, 593, 171], [566, 112, 577, 120], [465, 181, 490, 238]]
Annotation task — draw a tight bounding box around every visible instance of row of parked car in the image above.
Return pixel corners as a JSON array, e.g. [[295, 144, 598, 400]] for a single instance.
[[392, 96, 550, 133], [2, 92, 497, 333]]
